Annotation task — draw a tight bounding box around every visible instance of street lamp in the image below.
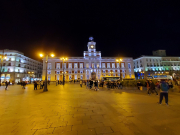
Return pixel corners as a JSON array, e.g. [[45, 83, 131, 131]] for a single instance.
[[60, 57, 68, 85], [116, 58, 122, 81], [40, 53, 55, 92], [0, 51, 7, 86]]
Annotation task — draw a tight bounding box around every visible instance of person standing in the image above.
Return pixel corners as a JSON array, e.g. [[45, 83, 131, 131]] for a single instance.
[[5, 81, 8, 90], [158, 79, 169, 105], [148, 80, 158, 95], [80, 80, 83, 87], [137, 81, 142, 90], [34, 81, 37, 90], [94, 80, 98, 91], [40, 81, 44, 89], [56, 80, 58, 86], [22, 81, 26, 89]]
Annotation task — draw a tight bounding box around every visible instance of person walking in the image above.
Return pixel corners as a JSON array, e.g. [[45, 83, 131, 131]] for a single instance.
[[119, 81, 123, 89], [148, 80, 158, 95], [5, 81, 8, 90], [158, 79, 169, 105], [34, 81, 37, 90], [145, 80, 150, 92], [22, 81, 26, 89], [80, 80, 83, 87]]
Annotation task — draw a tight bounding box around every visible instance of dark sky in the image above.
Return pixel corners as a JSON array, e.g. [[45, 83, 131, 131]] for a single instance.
[[1, 0, 180, 60]]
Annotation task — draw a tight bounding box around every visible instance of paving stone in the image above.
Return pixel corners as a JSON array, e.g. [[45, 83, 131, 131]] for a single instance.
[[1, 84, 180, 134], [95, 126, 113, 134]]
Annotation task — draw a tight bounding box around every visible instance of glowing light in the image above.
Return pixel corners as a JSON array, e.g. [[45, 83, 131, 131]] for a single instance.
[[40, 54, 44, 57], [51, 54, 55, 57]]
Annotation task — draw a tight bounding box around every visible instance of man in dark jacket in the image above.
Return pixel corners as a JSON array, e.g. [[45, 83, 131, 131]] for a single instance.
[[158, 79, 169, 105], [148, 80, 158, 95], [137, 81, 142, 90]]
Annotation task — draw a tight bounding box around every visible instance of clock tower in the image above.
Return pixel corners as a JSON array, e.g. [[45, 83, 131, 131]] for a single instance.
[[87, 37, 96, 52], [83, 37, 101, 58]]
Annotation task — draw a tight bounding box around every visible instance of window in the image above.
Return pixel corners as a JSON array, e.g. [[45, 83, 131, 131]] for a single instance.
[[112, 63, 115, 68], [80, 71, 83, 74], [97, 63, 100, 68], [17, 74, 19, 77], [103, 70, 105, 73], [80, 63, 83, 68], [48, 71, 51, 74], [86, 63, 89, 68], [121, 63, 125, 68], [69, 71, 71, 74], [48, 63, 51, 69], [107, 63, 110, 68], [69, 63, 72, 69], [102, 63, 105, 68], [117, 63, 119, 68], [75, 71, 77, 74], [56, 63, 60, 69], [64, 63, 66, 69], [92, 63, 94, 68], [57, 71, 60, 74], [122, 70, 125, 73], [129, 74, 131, 78], [81, 75, 83, 79], [75, 75, 77, 79], [128, 63, 131, 68], [129, 69, 131, 72], [123, 74, 125, 78], [74, 63, 78, 68]]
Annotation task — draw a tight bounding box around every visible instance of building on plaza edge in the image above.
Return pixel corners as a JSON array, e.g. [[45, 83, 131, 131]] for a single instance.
[[42, 37, 135, 81], [0, 49, 43, 83], [133, 50, 180, 79]]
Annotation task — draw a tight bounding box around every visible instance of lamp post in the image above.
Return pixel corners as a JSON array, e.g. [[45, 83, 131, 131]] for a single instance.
[[40, 53, 55, 92], [60, 57, 68, 85], [116, 59, 122, 81], [0, 50, 7, 86]]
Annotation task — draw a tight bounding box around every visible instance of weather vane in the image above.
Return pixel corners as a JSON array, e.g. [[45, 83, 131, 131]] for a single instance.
[[89, 37, 94, 41]]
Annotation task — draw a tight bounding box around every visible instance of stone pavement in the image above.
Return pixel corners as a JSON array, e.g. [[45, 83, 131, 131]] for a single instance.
[[0, 83, 180, 135]]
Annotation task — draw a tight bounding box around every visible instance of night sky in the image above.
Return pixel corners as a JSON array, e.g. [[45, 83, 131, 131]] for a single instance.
[[1, 1, 180, 60]]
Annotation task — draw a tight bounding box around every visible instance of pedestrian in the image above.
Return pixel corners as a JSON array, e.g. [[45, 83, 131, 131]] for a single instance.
[[168, 80, 173, 89], [58, 80, 59, 85], [119, 81, 123, 89], [86, 80, 89, 89], [148, 80, 158, 95], [94, 80, 98, 91], [90, 80, 93, 89], [80, 80, 83, 87], [5, 81, 8, 90], [34, 81, 37, 90], [22, 81, 26, 89], [40, 81, 44, 89], [137, 81, 142, 90], [158, 79, 169, 105], [56, 80, 58, 86], [74, 80, 75, 84], [145, 80, 150, 91]]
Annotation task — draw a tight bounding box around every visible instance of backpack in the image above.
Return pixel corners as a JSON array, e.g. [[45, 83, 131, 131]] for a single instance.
[[160, 83, 168, 92]]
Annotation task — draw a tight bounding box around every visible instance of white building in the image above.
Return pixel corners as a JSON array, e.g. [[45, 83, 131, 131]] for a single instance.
[[133, 50, 180, 79], [42, 37, 135, 81], [0, 49, 43, 83]]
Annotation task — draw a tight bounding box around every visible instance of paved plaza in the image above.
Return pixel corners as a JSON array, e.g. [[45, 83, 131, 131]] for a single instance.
[[0, 83, 180, 135]]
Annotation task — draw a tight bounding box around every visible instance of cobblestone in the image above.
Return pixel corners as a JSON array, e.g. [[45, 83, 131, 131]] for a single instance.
[[0, 83, 180, 135]]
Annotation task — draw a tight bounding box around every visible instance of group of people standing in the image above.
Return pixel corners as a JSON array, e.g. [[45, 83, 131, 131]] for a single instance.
[[138, 79, 174, 105]]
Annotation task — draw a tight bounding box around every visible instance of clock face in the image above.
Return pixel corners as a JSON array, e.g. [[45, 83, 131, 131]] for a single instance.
[[91, 45, 94, 48]]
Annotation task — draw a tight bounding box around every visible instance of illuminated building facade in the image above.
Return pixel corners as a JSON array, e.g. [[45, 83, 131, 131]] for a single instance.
[[133, 50, 180, 79], [42, 37, 135, 81], [0, 49, 43, 83]]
